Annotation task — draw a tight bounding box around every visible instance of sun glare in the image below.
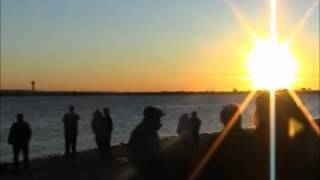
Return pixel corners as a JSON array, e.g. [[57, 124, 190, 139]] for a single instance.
[[245, 0, 300, 91], [247, 38, 298, 90]]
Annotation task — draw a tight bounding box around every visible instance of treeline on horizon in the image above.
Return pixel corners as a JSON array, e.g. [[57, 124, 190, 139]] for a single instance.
[[0, 89, 319, 96]]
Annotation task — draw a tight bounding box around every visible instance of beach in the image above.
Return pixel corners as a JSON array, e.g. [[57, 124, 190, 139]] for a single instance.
[[1, 93, 319, 162], [0, 134, 210, 180]]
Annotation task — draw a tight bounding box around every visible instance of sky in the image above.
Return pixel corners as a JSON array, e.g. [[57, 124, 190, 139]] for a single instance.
[[1, 0, 319, 91]]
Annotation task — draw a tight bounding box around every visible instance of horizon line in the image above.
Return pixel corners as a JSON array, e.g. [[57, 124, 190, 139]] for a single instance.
[[1, 88, 319, 94]]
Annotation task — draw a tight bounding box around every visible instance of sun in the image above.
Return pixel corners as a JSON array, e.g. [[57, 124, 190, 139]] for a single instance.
[[243, 0, 300, 91], [247, 38, 298, 90]]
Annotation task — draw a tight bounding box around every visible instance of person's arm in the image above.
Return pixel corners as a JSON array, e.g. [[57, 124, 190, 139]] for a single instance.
[[109, 116, 113, 131], [62, 114, 66, 123], [91, 119, 96, 134], [8, 125, 14, 145], [177, 119, 183, 135], [27, 124, 32, 141]]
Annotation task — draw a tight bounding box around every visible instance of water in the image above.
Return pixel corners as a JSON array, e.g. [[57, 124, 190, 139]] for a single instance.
[[1, 93, 319, 162]]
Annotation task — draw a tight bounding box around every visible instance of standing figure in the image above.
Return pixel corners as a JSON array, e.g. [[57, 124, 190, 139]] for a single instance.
[[177, 113, 192, 142], [220, 104, 243, 132], [62, 106, 80, 158], [190, 111, 202, 147], [253, 90, 319, 180], [103, 108, 113, 157], [8, 114, 32, 171], [128, 106, 164, 180], [215, 104, 251, 179], [175, 113, 197, 174], [91, 110, 107, 154]]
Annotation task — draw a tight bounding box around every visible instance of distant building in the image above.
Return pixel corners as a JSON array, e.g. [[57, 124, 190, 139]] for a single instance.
[[233, 88, 238, 93], [31, 81, 36, 91]]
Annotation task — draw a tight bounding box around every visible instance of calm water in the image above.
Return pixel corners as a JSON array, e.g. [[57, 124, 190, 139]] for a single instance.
[[1, 93, 319, 162]]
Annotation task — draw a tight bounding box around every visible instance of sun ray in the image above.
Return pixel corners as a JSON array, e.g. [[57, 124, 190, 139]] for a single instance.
[[288, 0, 319, 43], [270, 0, 277, 40], [270, 91, 276, 180], [269, 2, 277, 180], [288, 89, 320, 135], [227, 0, 255, 36], [187, 90, 256, 180]]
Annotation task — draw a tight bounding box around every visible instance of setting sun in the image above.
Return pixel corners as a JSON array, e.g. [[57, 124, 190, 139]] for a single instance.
[[247, 38, 298, 90]]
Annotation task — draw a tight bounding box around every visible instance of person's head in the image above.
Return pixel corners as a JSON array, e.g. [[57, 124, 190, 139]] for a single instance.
[[94, 109, 103, 119], [254, 90, 308, 136], [180, 113, 189, 121], [191, 111, 197, 118], [69, 106, 75, 113], [220, 104, 242, 129], [143, 106, 164, 130], [16, 113, 23, 122], [103, 108, 109, 115]]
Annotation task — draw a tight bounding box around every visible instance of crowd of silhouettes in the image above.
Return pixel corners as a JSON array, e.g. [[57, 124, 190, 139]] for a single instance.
[[4, 90, 319, 180]]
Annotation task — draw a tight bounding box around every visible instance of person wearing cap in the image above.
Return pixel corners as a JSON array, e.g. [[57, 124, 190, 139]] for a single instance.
[[128, 106, 164, 180]]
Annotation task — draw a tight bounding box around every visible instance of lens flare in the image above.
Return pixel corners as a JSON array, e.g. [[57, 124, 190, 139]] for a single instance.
[[247, 38, 298, 90]]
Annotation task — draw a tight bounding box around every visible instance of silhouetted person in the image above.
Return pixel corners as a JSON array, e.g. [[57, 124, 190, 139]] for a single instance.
[[177, 113, 192, 141], [8, 114, 32, 171], [91, 110, 108, 154], [253, 90, 319, 180], [177, 113, 191, 143], [103, 108, 113, 157], [201, 104, 252, 180], [62, 106, 80, 158], [174, 113, 199, 179], [128, 106, 164, 180], [190, 111, 201, 147], [220, 104, 243, 132], [176, 113, 197, 158]]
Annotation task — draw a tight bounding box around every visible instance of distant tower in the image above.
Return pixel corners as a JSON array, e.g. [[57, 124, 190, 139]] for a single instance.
[[31, 80, 36, 91]]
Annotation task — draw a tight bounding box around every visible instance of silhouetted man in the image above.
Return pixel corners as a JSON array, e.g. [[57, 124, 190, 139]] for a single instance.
[[253, 91, 319, 180], [103, 108, 113, 157], [91, 110, 106, 153], [220, 104, 243, 132], [203, 104, 251, 180], [128, 106, 164, 180], [62, 106, 80, 158], [8, 114, 32, 171], [190, 111, 201, 147]]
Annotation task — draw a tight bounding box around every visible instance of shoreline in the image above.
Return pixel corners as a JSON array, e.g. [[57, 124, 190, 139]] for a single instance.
[[1, 129, 318, 180], [0, 134, 213, 179], [1, 90, 319, 96]]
